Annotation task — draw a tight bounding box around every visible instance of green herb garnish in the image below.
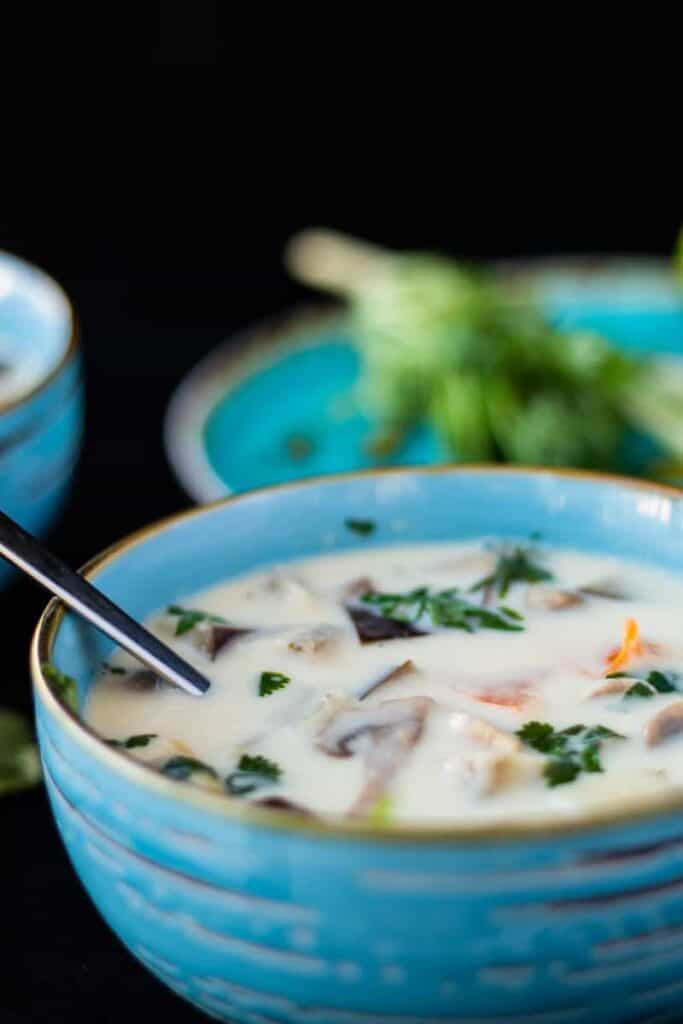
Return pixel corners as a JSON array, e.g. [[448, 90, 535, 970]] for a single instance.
[[42, 663, 79, 712], [102, 663, 126, 675], [367, 794, 394, 827], [622, 669, 679, 700], [517, 720, 625, 787], [226, 754, 282, 796], [471, 543, 553, 599], [345, 518, 377, 536], [161, 755, 218, 782], [0, 709, 41, 796], [259, 671, 291, 697], [362, 586, 524, 633], [167, 605, 227, 637], [108, 733, 158, 749]]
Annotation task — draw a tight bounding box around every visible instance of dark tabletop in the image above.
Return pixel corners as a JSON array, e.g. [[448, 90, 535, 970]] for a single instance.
[[1, 163, 678, 1022]]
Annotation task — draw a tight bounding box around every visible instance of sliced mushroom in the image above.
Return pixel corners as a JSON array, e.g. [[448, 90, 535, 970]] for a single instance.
[[194, 622, 253, 660], [123, 669, 165, 692], [580, 579, 629, 601], [346, 606, 428, 644], [255, 796, 313, 816], [341, 576, 375, 602], [288, 624, 344, 655], [317, 697, 432, 758], [349, 698, 434, 817], [357, 660, 417, 700], [645, 701, 683, 747], [526, 585, 584, 611]]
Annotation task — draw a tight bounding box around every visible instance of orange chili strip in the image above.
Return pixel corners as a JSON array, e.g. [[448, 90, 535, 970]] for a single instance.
[[472, 683, 532, 711], [604, 618, 642, 675]]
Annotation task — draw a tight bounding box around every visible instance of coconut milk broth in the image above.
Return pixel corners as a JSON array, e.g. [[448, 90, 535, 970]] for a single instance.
[[87, 541, 683, 825]]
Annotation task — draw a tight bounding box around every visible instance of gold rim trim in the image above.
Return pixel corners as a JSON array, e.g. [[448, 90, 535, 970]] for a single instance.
[[0, 251, 79, 416], [30, 464, 683, 844]]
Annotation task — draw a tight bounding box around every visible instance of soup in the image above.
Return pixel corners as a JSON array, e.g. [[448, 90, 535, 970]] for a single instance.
[[86, 540, 683, 825]]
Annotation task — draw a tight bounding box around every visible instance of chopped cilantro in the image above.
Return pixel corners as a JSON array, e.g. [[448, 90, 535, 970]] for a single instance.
[[362, 586, 524, 633], [167, 605, 227, 637], [226, 754, 281, 796], [615, 669, 680, 701], [471, 544, 554, 599], [259, 672, 291, 697], [624, 682, 656, 699], [517, 720, 625, 787], [110, 733, 157, 749], [161, 756, 218, 781], [42, 663, 79, 713], [345, 518, 377, 536]]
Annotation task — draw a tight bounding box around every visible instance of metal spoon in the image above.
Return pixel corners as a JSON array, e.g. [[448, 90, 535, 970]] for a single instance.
[[0, 510, 210, 696]]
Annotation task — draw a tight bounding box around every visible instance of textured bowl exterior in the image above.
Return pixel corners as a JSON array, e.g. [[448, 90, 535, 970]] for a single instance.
[[31, 468, 683, 1023], [0, 251, 82, 588]]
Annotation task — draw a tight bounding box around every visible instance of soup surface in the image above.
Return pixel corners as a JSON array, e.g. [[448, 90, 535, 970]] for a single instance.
[[87, 540, 683, 825]]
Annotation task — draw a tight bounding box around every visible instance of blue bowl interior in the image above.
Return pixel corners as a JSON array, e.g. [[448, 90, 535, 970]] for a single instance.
[[202, 270, 683, 494], [49, 469, 683, 710], [0, 250, 72, 395]]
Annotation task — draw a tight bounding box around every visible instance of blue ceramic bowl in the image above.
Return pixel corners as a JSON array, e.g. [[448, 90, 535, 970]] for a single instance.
[[30, 467, 683, 1024], [0, 250, 82, 589]]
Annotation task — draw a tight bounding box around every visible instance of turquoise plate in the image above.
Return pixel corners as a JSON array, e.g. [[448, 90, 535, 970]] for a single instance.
[[164, 258, 683, 502]]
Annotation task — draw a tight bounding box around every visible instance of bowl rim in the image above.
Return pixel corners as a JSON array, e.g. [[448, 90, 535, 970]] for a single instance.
[[0, 249, 79, 417], [30, 463, 683, 844], [163, 303, 341, 503]]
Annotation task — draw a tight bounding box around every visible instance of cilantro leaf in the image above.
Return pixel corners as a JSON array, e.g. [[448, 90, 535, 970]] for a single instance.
[[259, 672, 291, 697], [167, 605, 227, 637], [42, 663, 79, 713], [345, 518, 377, 536], [624, 682, 656, 699], [226, 754, 282, 796], [361, 586, 524, 633], [124, 733, 157, 749], [517, 720, 624, 787], [617, 669, 679, 701], [471, 544, 554, 599]]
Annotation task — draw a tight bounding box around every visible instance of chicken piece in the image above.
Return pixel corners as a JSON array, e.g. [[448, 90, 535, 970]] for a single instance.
[[645, 701, 683, 747], [288, 625, 344, 655]]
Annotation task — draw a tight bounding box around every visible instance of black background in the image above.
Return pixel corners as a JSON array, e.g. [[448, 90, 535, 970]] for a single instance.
[[1, 18, 681, 1019]]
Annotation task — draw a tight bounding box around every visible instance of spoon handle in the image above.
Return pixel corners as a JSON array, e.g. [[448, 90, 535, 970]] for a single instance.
[[0, 510, 209, 697]]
